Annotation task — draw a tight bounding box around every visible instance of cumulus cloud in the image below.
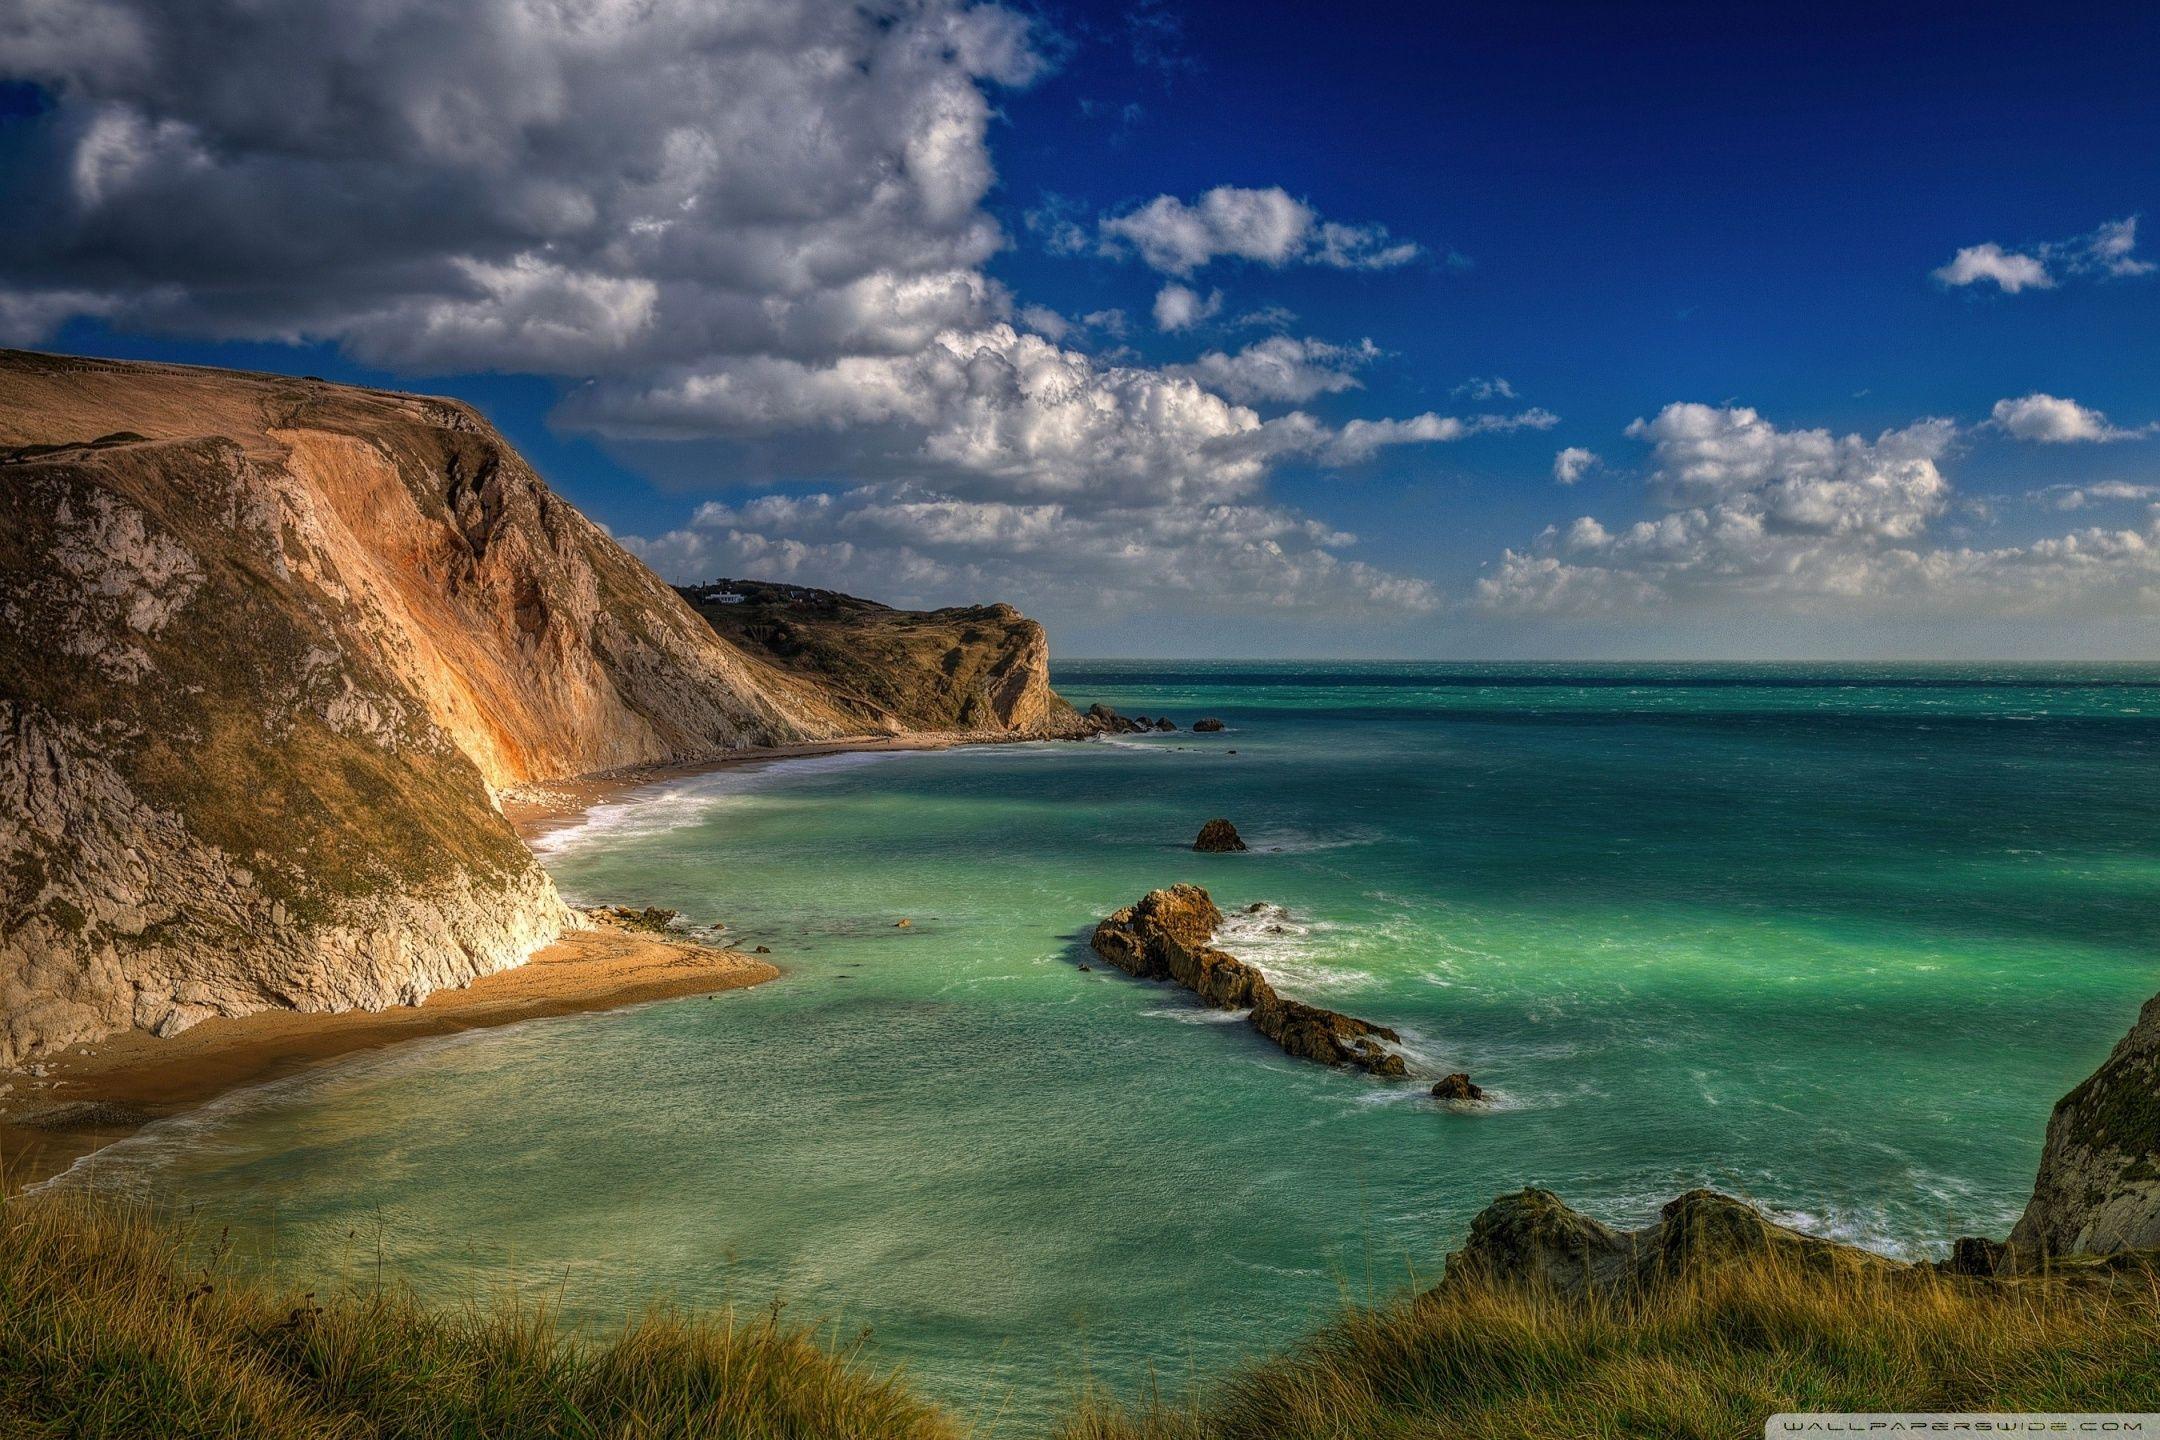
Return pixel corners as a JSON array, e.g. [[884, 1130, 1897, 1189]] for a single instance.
[[1552, 446, 1598, 484], [1934, 217, 2155, 293], [1170, 335, 1380, 404], [1480, 401, 2160, 622], [1097, 185, 1421, 275], [1152, 282, 1223, 333], [0, 0, 1503, 620], [1453, 376, 1517, 402], [619, 483, 1441, 618], [0, 0, 1042, 371], [1990, 393, 2152, 444]]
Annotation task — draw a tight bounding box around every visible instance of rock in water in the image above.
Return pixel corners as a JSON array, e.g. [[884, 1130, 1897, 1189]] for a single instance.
[[1083, 703, 1145, 734], [1432, 1073, 1485, 1102], [1192, 718, 1226, 732], [1154, 717, 1177, 732], [1089, 884, 1405, 1077], [1194, 818, 1248, 852], [591, 905, 679, 934]]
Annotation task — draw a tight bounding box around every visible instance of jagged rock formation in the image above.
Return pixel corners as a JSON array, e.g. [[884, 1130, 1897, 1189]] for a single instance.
[[1441, 1188, 1899, 1298], [0, 351, 1074, 1066], [1090, 884, 1407, 1076], [2012, 992, 2160, 1256], [682, 579, 1088, 738]]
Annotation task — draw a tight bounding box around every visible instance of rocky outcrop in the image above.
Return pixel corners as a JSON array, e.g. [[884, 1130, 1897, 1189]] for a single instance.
[[1192, 718, 1225, 733], [1194, 819, 1247, 853], [0, 351, 1076, 1066], [682, 579, 1088, 739], [1432, 1073, 1485, 1102], [2011, 992, 2160, 1256], [1441, 1188, 1898, 1298], [1089, 885, 1406, 1077]]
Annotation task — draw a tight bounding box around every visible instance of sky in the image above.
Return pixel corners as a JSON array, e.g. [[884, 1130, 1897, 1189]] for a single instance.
[[2, 0, 2158, 659]]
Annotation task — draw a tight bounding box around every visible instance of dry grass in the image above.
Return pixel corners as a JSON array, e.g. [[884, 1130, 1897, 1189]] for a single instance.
[[0, 1190, 959, 1439], [1056, 1252, 2160, 1440], [9, 1188, 2160, 1440]]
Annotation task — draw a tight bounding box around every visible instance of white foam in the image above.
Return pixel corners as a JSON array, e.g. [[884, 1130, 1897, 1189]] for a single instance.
[[530, 749, 911, 861]]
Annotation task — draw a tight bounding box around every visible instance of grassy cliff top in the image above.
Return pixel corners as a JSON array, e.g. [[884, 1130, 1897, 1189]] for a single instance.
[[7, 1188, 2158, 1440]]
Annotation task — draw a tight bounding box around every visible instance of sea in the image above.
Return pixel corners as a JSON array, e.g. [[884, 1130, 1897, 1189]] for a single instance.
[[50, 662, 2160, 1428]]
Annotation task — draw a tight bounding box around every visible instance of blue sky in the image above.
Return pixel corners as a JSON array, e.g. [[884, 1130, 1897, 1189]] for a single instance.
[[4, 0, 2158, 657]]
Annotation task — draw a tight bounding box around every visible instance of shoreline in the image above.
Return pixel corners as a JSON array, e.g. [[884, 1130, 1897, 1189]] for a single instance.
[[0, 927, 777, 1190], [499, 729, 1054, 842], [3, 729, 1067, 1192]]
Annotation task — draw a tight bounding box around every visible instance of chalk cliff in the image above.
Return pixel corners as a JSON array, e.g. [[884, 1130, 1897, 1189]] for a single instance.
[[0, 351, 1074, 1066], [2012, 991, 2160, 1256]]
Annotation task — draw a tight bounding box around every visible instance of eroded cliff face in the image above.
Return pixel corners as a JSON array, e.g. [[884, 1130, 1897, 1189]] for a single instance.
[[680, 580, 1086, 738], [0, 351, 1070, 1067], [2011, 993, 2160, 1256]]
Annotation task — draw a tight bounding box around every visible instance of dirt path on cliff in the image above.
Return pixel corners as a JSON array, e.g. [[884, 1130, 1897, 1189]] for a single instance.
[[0, 929, 776, 1190]]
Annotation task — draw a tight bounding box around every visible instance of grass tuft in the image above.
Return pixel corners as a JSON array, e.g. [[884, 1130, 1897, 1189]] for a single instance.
[[1056, 1252, 2160, 1440], [0, 1190, 958, 1439]]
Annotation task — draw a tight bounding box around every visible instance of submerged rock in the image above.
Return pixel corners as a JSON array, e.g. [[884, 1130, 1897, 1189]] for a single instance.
[[1194, 818, 1248, 852], [1432, 1073, 1485, 1103], [591, 905, 679, 934], [13, 1099, 155, 1131], [1089, 884, 1405, 1077]]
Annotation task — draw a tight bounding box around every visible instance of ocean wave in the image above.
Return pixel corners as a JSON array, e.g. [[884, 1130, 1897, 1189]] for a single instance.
[[1214, 904, 1375, 991], [530, 750, 911, 861]]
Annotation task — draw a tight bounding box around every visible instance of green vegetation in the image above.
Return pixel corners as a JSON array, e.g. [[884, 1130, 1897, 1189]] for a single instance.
[[7, 1188, 2160, 1440], [0, 1191, 956, 1440]]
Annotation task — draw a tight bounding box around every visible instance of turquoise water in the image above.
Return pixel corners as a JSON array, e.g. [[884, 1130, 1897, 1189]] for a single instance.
[[62, 663, 2160, 1427]]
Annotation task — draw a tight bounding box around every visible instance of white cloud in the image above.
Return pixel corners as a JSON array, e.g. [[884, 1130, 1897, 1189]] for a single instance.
[[2030, 481, 2160, 511], [1453, 376, 1517, 402], [1171, 335, 1379, 404], [1990, 393, 2151, 444], [1553, 446, 1598, 484], [1152, 282, 1223, 333], [620, 483, 1441, 619], [1934, 216, 2155, 293], [0, 0, 1491, 624], [1933, 243, 2053, 293], [1098, 185, 1421, 275], [1327, 407, 1556, 464], [1481, 401, 2160, 623]]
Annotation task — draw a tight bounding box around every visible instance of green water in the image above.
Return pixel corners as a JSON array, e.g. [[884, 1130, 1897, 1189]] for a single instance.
[[61, 663, 2160, 1427]]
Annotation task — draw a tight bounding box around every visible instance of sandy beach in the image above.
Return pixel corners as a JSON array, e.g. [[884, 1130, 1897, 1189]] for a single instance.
[[0, 926, 777, 1189], [3, 730, 1051, 1191]]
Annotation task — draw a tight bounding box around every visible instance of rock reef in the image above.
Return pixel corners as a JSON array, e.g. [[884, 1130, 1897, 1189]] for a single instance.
[[1090, 884, 1406, 1076]]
